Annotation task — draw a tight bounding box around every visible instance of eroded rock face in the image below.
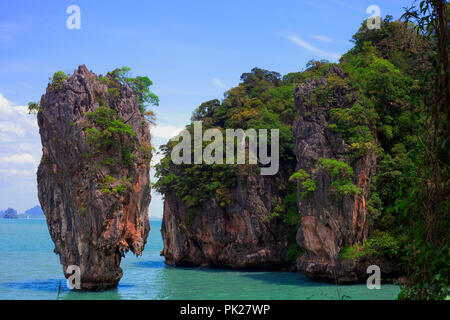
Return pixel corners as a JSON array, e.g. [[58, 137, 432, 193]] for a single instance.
[[161, 172, 292, 269], [37, 65, 151, 290], [292, 65, 377, 283]]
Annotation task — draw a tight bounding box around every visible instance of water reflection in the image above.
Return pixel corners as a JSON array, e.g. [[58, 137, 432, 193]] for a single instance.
[[1, 279, 65, 293], [62, 287, 124, 300]]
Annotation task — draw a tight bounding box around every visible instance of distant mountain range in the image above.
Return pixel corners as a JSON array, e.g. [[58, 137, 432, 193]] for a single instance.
[[0, 205, 45, 219]]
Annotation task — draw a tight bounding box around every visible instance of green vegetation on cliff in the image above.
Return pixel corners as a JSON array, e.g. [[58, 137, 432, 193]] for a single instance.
[[48, 71, 70, 91], [98, 66, 159, 119], [323, 7, 448, 299], [47, 66, 159, 198], [155, 67, 298, 213]]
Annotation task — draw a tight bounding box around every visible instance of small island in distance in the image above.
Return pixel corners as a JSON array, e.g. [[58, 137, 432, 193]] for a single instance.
[[0, 205, 45, 219]]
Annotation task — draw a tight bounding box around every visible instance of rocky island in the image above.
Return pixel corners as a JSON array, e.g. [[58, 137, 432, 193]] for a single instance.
[[155, 18, 435, 284], [35, 65, 154, 290], [1, 208, 19, 219]]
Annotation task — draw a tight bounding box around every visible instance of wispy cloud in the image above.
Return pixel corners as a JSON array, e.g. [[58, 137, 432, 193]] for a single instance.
[[284, 34, 341, 61], [332, 0, 366, 13], [0, 21, 27, 44], [0, 168, 35, 176], [0, 93, 15, 115], [0, 153, 36, 165], [0, 93, 29, 115], [18, 143, 34, 152], [0, 62, 33, 73], [0, 121, 26, 136], [149, 124, 184, 168], [150, 124, 184, 140], [312, 34, 334, 43], [212, 78, 226, 89], [156, 88, 211, 96]]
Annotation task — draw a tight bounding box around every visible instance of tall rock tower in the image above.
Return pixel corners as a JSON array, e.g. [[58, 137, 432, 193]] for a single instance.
[[37, 65, 152, 290]]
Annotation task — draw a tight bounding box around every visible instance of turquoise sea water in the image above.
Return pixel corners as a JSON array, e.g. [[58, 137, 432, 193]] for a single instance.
[[0, 219, 400, 300]]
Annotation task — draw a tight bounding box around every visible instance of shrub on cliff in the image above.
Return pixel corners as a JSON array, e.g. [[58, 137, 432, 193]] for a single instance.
[[338, 230, 402, 262], [48, 71, 69, 91], [98, 67, 159, 115]]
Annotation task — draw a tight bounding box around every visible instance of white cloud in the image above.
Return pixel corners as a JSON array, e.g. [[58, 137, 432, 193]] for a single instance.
[[0, 92, 41, 211], [0, 168, 34, 176], [150, 150, 165, 167], [150, 124, 184, 140], [285, 34, 341, 61], [0, 153, 36, 164], [149, 124, 184, 168], [0, 121, 25, 136], [0, 93, 29, 115], [0, 132, 14, 143], [212, 78, 226, 89], [0, 93, 14, 115], [14, 105, 29, 115], [312, 34, 334, 43], [0, 93, 38, 135]]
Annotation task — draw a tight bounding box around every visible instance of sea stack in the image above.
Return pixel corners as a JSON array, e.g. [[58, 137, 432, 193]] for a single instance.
[[37, 65, 152, 290]]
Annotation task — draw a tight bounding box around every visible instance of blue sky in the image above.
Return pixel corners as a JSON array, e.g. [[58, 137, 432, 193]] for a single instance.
[[0, 0, 413, 216]]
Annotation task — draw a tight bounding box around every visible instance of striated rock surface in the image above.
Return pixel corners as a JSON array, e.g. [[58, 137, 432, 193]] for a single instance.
[[292, 65, 377, 283], [37, 65, 151, 290], [161, 172, 292, 269]]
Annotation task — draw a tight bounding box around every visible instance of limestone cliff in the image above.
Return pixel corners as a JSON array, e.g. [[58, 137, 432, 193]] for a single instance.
[[292, 65, 377, 283], [161, 171, 293, 269], [37, 65, 152, 290]]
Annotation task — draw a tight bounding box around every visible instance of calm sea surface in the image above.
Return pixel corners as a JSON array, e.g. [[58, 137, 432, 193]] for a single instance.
[[0, 219, 400, 300]]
